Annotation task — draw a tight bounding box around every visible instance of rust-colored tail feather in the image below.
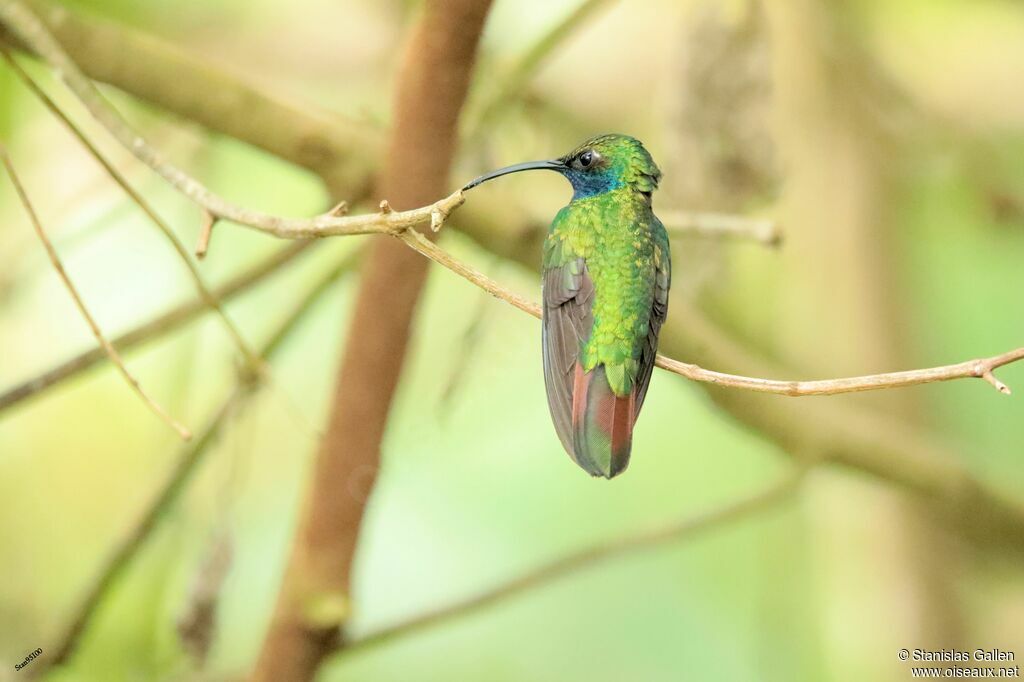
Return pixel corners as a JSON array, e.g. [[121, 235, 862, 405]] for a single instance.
[[570, 364, 635, 478]]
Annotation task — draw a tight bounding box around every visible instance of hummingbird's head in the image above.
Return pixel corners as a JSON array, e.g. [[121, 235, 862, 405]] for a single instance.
[[462, 133, 661, 201], [558, 134, 661, 199]]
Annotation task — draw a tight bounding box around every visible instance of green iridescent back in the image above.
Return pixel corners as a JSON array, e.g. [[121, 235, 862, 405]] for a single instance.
[[542, 136, 668, 397]]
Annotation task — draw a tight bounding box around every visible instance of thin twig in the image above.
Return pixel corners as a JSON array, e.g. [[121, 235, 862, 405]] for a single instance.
[[42, 390, 241, 671], [0, 241, 313, 414], [399, 228, 539, 316], [5, 0, 1021, 399], [660, 209, 782, 246], [2, 0, 774, 251], [0, 48, 262, 370], [655, 350, 1024, 396], [341, 469, 804, 655], [468, 0, 616, 134], [0, 0, 463, 241], [40, 248, 361, 673], [399, 229, 1024, 396], [0, 143, 191, 439], [438, 258, 503, 412], [1, 1, 774, 251], [0, 0, 380, 184], [195, 209, 218, 258]]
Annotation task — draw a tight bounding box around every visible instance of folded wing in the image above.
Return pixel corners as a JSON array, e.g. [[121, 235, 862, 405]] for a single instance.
[[541, 257, 594, 456]]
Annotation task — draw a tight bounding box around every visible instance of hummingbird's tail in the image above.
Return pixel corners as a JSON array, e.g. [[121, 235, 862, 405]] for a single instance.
[[570, 364, 635, 479]]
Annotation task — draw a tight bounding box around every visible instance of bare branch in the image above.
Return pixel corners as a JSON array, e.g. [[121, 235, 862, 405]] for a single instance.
[[0, 0, 464, 242], [400, 229, 1024, 397], [4, 1, 1022, 558], [0, 1, 777, 254], [0, 241, 312, 414], [39, 247, 361, 673], [1, 48, 262, 369], [9, 0, 1018, 398], [42, 391, 241, 672], [660, 209, 781, 246], [0, 0, 461, 242], [657, 350, 1024, 396], [341, 469, 804, 654], [441, 198, 1024, 551], [468, 0, 616, 133], [14, 0, 1008, 401], [0, 0, 380, 185], [0, 144, 191, 439], [3, 0, 1018, 672], [399, 229, 539, 316]]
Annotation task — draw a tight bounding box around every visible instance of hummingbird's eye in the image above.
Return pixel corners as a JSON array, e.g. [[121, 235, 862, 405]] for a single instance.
[[572, 149, 600, 171]]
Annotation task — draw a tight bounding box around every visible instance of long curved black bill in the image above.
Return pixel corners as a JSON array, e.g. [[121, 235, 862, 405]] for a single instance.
[[462, 159, 565, 191]]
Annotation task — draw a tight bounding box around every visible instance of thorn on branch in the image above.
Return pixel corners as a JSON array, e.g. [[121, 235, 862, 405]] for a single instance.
[[196, 209, 219, 259], [327, 200, 348, 217], [978, 365, 1011, 395], [985, 371, 1010, 395]]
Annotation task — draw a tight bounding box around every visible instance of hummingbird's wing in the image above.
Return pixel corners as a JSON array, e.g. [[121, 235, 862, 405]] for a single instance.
[[541, 256, 594, 455], [633, 227, 671, 416]]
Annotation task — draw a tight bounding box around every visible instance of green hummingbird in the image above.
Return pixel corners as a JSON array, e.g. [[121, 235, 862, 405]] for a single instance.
[[463, 134, 670, 478]]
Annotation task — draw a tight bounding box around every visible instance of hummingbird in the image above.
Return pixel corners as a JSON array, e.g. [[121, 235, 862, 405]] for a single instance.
[[463, 134, 670, 478]]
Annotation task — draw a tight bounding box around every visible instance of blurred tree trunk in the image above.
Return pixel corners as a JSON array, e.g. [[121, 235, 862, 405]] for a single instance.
[[670, 2, 964, 679], [247, 2, 494, 681], [763, 3, 964, 680]]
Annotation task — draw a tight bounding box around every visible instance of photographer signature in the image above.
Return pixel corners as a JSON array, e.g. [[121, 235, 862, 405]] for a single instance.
[[14, 648, 42, 671]]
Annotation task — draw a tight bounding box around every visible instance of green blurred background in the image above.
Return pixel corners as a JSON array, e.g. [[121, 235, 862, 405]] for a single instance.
[[1, 0, 1023, 680]]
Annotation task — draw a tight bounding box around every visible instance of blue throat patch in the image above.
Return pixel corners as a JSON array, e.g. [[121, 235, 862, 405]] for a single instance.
[[565, 168, 624, 199]]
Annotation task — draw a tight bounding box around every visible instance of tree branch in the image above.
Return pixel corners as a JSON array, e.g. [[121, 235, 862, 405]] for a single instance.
[[340, 469, 804, 655], [1, 47, 262, 371], [0, 0, 457, 240], [0, 143, 191, 439], [659, 209, 781, 246], [0, 241, 313, 414], [4, 0, 1022, 559], [247, 1, 495, 680], [12, 0, 1014, 400], [467, 0, 615, 134], [656, 348, 1023, 396], [442, 204, 1024, 551], [38, 247, 362, 675], [0, 2, 775, 249], [0, 0, 380, 187], [441, 195, 1024, 553], [399, 229, 1024, 396], [658, 297, 1024, 550], [7, 0, 777, 250]]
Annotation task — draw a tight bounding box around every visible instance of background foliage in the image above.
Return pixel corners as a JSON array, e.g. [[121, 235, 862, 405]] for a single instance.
[[1, 0, 1023, 680]]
